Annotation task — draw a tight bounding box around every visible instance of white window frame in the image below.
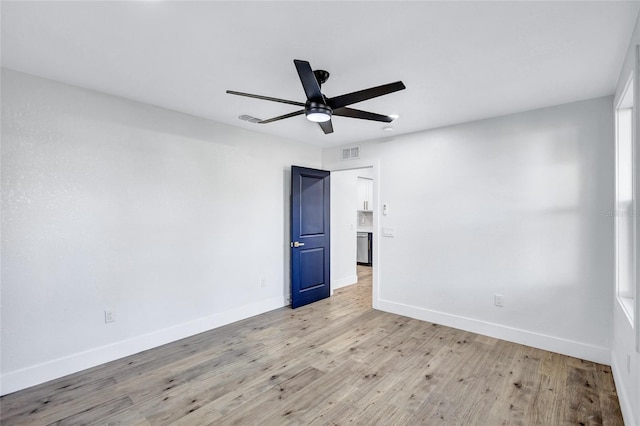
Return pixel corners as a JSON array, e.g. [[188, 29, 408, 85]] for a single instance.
[[615, 70, 636, 327]]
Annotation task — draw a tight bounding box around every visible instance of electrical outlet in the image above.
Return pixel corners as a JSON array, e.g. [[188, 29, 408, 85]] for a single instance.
[[260, 277, 266, 288], [494, 294, 504, 307], [104, 309, 115, 323], [382, 228, 395, 237]]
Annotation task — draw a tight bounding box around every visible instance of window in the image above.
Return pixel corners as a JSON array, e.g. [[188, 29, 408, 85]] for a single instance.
[[615, 73, 635, 325]]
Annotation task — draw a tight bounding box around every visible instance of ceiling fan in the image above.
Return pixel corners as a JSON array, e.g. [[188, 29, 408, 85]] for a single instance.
[[226, 60, 406, 134]]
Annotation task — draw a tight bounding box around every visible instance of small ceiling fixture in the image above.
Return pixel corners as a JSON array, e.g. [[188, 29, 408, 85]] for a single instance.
[[238, 114, 262, 123], [305, 102, 333, 122], [383, 126, 394, 132]]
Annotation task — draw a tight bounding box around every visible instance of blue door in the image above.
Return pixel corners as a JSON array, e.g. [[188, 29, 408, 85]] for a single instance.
[[290, 166, 330, 309]]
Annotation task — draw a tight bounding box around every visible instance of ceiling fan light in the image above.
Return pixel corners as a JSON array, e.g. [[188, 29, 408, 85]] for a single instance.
[[305, 102, 332, 122], [306, 112, 331, 122]]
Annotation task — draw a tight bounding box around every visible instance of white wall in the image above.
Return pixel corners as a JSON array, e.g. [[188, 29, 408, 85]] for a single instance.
[[0, 69, 321, 395], [330, 169, 359, 289], [323, 96, 615, 366], [612, 11, 640, 426]]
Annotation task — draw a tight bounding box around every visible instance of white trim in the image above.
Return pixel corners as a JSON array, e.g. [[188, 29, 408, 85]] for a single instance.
[[617, 70, 634, 110], [615, 63, 638, 350], [619, 296, 635, 326], [611, 352, 637, 426], [0, 296, 287, 396], [377, 298, 610, 365], [332, 274, 358, 290], [634, 44, 640, 353]]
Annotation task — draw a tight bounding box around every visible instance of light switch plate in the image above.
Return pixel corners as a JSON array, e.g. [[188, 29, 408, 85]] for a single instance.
[[382, 228, 395, 237]]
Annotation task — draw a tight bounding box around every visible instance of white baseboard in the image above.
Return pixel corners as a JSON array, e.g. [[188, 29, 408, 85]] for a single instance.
[[0, 296, 287, 396], [377, 299, 610, 365], [610, 353, 637, 426], [333, 274, 358, 290]]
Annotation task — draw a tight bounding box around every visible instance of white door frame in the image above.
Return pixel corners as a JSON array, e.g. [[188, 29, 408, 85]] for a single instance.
[[328, 159, 381, 309]]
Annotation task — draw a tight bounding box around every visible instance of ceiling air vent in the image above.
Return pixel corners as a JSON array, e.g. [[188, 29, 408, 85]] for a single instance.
[[342, 146, 360, 160], [238, 114, 262, 123]]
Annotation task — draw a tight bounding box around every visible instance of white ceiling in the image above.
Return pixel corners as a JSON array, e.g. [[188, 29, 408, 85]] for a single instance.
[[2, 1, 639, 148]]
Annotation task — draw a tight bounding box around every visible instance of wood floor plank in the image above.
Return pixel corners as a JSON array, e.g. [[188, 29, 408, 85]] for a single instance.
[[0, 266, 624, 425], [0, 377, 118, 426], [565, 365, 605, 425], [594, 363, 625, 426], [46, 395, 134, 426]]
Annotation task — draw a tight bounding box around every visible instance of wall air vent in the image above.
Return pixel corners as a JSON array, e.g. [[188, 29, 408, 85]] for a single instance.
[[238, 114, 262, 123], [342, 146, 360, 160]]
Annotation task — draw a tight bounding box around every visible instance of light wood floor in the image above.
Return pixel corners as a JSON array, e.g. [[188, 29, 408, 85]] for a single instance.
[[1, 266, 623, 425]]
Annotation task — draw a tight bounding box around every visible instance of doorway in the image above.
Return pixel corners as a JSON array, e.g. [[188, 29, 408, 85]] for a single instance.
[[330, 166, 376, 307]]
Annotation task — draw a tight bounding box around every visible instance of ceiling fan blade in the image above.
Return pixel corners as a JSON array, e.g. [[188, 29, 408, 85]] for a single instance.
[[318, 120, 334, 134], [258, 110, 305, 124], [226, 90, 305, 107], [333, 107, 394, 123], [294, 60, 323, 101], [328, 81, 406, 110]]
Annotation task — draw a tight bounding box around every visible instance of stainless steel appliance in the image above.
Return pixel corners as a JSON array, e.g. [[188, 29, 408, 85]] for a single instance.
[[357, 232, 372, 266]]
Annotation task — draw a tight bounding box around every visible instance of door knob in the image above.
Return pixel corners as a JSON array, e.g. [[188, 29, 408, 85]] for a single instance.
[[292, 241, 305, 248]]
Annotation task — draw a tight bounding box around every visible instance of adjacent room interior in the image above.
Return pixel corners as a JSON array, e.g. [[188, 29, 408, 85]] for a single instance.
[[2, 1, 640, 424]]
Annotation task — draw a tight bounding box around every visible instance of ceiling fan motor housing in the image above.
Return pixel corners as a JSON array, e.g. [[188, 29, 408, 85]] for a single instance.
[[313, 69, 330, 86]]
